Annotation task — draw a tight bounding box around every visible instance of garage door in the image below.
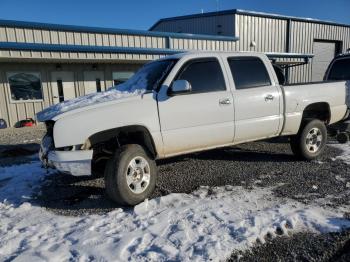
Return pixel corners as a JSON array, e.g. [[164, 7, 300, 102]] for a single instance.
[[312, 41, 336, 81]]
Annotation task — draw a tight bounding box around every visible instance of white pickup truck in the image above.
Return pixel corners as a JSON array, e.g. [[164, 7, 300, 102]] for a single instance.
[[37, 51, 350, 205]]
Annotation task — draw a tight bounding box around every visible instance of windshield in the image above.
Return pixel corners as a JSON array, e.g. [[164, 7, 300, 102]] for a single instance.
[[328, 58, 350, 80], [116, 59, 177, 92]]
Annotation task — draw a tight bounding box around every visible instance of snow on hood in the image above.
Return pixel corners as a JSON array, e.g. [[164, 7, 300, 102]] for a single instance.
[[36, 70, 151, 122], [36, 88, 145, 122]]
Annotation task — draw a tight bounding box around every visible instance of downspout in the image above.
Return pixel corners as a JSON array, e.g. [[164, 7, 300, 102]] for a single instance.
[[285, 19, 291, 83]]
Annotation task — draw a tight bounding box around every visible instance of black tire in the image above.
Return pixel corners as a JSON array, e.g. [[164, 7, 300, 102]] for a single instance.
[[336, 132, 349, 144], [104, 144, 157, 206], [290, 119, 327, 160]]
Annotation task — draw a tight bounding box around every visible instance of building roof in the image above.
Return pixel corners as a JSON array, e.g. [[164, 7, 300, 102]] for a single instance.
[[150, 9, 350, 31], [0, 18, 238, 62], [0, 19, 237, 42]]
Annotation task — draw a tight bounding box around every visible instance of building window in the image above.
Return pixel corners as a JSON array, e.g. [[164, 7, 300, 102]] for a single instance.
[[7, 72, 43, 101], [113, 72, 134, 86]]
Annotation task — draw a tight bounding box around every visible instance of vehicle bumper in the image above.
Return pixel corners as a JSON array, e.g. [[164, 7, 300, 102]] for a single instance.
[[40, 149, 93, 176]]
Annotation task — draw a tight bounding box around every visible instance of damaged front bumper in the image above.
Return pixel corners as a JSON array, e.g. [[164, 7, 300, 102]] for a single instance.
[[39, 135, 93, 176]]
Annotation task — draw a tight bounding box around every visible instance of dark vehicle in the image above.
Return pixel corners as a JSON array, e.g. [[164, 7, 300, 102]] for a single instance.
[[324, 52, 350, 143]]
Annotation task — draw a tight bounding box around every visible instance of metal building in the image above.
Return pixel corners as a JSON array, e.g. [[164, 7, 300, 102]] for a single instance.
[[0, 9, 349, 127], [151, 9, 350, 83]]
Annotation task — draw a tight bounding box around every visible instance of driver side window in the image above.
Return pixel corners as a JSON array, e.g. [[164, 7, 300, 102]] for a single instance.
[[176, 59, 226, 93]]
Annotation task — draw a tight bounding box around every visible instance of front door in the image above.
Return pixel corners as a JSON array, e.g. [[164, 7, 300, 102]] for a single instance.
[[226, 56, 282, 143], [158, 57, 235, 157], [83, 71, 105, 94], [51, 72, 76, 104]]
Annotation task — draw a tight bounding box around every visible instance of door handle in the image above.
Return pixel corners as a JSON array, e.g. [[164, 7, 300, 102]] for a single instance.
[[219, 98, 231, 105], [265, 94, 274, 101]]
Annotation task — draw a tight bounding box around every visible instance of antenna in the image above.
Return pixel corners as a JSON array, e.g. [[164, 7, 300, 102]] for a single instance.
[[216, 0, 219, 12]]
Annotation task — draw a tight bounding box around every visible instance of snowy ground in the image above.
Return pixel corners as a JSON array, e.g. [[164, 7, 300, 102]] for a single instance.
[[0, 144, 349, 261]]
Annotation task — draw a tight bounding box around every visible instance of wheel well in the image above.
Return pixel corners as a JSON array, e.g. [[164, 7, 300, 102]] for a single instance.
[[302, 102, 331, 124], [89, 125, 157, 157], [88, 126, 157, 176]]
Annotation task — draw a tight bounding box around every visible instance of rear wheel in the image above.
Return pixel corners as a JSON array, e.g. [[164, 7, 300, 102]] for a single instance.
[[104, 144, 157, 206], [290, 119, 327, 160]]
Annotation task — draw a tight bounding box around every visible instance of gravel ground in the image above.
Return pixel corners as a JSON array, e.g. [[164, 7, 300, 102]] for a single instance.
[[1, 127, 350, 261], [0, 125, 45, 145], [229, 229, 350, 262], [0, 126, 45, 166]]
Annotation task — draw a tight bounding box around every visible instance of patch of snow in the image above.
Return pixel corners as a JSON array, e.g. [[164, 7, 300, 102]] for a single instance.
[[331, 143, 350, 165], [36, 88, 145, 122], [1, 160, 350, 261]]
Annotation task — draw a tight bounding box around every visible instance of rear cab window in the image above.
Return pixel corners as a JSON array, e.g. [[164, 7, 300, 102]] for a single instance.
[[327, 58, 350, 80], [175, 58, 226, 93], [227, 57, 272, 90]]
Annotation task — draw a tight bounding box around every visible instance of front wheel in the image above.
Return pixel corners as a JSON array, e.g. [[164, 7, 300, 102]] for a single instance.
[[290, 119, 327, 160], [104, 144, 157, 206]]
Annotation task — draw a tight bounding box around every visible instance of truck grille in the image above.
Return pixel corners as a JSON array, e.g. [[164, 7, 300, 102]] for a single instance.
[[44, 121, 55, 148]]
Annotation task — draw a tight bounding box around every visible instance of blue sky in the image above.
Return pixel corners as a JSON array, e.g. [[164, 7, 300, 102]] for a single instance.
[[1, 0, 349, 30]]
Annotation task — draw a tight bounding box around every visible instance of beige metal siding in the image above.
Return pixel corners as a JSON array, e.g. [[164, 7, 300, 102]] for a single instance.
[[235, 14, 287, 53], [0, 24, 236, 61], [151, 14, 235, 36], [0, 25, 170, 61]]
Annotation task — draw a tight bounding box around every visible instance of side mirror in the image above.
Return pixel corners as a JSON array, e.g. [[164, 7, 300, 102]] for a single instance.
[[169, 80, 192, 95]]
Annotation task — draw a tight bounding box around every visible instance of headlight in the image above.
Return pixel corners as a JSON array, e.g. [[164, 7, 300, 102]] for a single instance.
[[81, 139, 91, 150]]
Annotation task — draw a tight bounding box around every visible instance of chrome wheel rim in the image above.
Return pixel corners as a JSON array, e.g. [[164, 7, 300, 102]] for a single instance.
[[305, 127, 323, 153], [126, 156, 151, 194]]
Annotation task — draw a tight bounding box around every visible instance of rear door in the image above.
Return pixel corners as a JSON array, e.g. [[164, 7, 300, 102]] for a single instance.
[[158, 57, 235, 157], [224, 56, 282, 143]]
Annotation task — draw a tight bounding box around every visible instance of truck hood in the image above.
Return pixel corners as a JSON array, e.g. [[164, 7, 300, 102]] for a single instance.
[[36, 88, 146, 122]]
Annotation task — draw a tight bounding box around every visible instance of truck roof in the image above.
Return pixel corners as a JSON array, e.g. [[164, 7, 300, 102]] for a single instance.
[[335, 52, 350, 59], [160, 51, 314, 63], [160, 50, 262, 60]]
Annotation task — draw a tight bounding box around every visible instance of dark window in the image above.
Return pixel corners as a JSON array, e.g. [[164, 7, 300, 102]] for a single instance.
[[327, 58, 350, 80], [117, 60, 177, 92], [228, 57, 272, 90], [8, 72, 43, 101], [113, 72, 134, 86], [57, 80, 64, 102], [96, 78, 102, 92], [272, 64, 286, 85], [176, 59, 226, 93], [114, 79, 127, 86]]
